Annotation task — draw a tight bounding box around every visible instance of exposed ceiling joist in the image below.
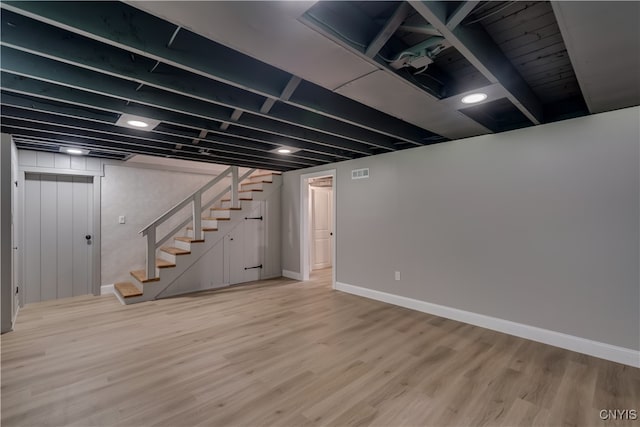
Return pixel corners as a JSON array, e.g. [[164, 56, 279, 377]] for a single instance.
[[365, 2, 412, 58], [0, 107, 322, 168], [1, 122, 295, 171], [410, 0, 544, 125], [220, 109, 243, 131], [0, 56, 373, 158], [445, 1, 481, 31], [0, 79, 353, 161], [0, 16, 401, 153], [1, 1, 437, 146]]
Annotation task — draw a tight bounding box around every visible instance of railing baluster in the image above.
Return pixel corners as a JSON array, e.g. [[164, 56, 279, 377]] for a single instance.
[[193, 190, 202, 240], [231, 166, 239, 208], [146, 227, 156, 280]]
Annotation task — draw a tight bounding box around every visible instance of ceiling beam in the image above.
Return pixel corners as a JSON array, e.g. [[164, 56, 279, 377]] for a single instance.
[[1, 123, 293, 171], [410, 1, 544, 124], [445, 1, 481, 31], [220, 109, 243, 131], [0, 54, 370, 158], [365, 2, 412, 58], [0, 14, 398, 151], [0, 90, 342, 165], [0, 108, 320, 167], [1, 1, 437, 146], [259, 75, 302, 114]]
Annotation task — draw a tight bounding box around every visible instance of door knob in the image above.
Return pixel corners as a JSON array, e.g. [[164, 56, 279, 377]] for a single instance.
[[85, 235, 92, 240]]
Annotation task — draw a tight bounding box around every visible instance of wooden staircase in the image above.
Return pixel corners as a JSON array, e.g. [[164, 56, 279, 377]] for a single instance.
[[113, 171, 281, 304]]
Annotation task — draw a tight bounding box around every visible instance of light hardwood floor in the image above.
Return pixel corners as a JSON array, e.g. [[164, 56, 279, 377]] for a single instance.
[[2, 269, 638, 426]]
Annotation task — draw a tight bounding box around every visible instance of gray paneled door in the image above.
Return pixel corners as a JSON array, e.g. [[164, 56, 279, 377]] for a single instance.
[[24, 174, 93, 304]]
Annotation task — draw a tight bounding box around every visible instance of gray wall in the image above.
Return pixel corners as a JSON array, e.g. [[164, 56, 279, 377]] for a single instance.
[[282, 107, 640, 351], [1, 135, 13, 333]]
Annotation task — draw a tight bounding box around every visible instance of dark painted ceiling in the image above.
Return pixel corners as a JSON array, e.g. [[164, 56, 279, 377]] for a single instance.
[[1, 1, 638, 171]]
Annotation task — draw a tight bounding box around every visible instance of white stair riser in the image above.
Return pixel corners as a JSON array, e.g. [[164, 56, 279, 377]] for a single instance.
[[241, 182, 264, 191], [211, 210, 231, 219], [174, 240, 192, 251], [248, 177, 273, 183], [202, 218, 218, 228], [159, 251, 177, 264]]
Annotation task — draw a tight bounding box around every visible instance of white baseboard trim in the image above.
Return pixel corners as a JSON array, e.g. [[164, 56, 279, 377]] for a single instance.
[[282, 270, 302, 281], [100, 284, 114, 296], [335, 282, 640, 368]]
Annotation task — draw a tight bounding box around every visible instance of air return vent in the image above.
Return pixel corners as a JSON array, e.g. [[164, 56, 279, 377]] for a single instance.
[[351, 168, 369, 180]]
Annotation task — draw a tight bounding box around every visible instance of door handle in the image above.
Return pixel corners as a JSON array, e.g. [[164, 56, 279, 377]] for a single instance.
[[85, 235, 92, 240]]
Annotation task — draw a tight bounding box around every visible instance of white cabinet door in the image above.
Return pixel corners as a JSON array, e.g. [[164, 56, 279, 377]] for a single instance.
[[224, 201, 264, 285]]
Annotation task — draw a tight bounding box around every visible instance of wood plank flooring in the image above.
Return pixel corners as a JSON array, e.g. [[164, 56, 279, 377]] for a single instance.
[[2, 269, 638, 426]]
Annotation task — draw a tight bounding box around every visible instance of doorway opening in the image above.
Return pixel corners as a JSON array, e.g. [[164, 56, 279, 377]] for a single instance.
[[300, 169, 336, 288]]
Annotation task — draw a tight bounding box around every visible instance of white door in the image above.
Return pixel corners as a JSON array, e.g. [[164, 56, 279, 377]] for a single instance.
[[24, 174, 93, 303], [225, 201, 264, 285], [310, 186, 333, 271]]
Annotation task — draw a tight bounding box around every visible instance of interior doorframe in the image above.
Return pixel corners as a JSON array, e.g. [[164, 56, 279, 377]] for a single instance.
[[300, 169, 336, 288], [18, 167, 102, 305]]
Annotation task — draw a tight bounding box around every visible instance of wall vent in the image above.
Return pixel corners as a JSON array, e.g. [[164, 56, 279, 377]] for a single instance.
[[351, 168, 369, 180]]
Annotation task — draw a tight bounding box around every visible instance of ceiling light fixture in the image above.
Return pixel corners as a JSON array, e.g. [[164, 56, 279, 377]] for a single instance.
[[461, 93, 488, 104], [270, 146, 301, 155], [126, 120, 149, 128], [115, 113, 161, 131], [60, 147, 89, 155]]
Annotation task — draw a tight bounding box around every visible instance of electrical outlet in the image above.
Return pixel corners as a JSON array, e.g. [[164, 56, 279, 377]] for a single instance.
[[395, 271, 401, 281], [118, 215, 126, 224]]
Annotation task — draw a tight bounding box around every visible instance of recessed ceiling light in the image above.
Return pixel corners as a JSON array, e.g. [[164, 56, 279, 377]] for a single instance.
[[270, 146, 301, 154], [60, 147, 89, 155], [461, 93, 488, 104], [115, 113, 161, 131], [127, 120, 149, 128]]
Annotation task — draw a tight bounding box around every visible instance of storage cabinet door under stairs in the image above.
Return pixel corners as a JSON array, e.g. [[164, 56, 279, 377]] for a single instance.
[[224, 201, 265, 285]]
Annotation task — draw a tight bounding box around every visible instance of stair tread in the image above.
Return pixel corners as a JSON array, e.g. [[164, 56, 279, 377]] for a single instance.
[[130, 270, 160, 283], [114, 282, 143, 298], [175, 236, 205, 243], [250, 172, 281, 178], [211, 207, 242, 211], [187, 226, 218, 231], [242, 180, 271, 184], [222, 198, 252, 202], [156, 258, 176, 268], [160, 246, 191, 255]]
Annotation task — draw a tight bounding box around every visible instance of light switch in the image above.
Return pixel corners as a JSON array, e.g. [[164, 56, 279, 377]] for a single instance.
[[118, 215, 126, 224], [395, 271, 401, 281]]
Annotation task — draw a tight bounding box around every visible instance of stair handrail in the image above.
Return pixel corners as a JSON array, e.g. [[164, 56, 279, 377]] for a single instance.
[[138, 166, 256, 280]]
